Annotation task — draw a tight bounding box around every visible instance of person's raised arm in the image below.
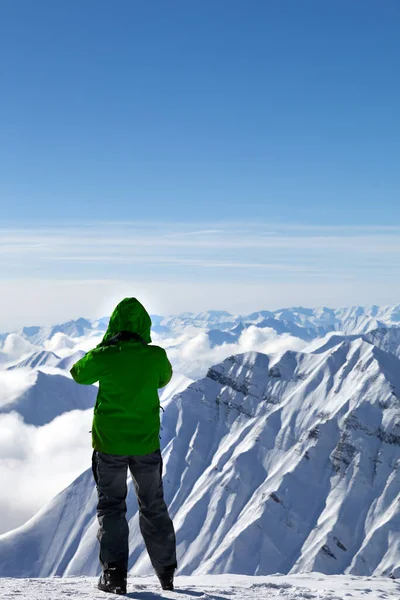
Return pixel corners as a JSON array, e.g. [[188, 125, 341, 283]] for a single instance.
[[70, 347, 104, 385]]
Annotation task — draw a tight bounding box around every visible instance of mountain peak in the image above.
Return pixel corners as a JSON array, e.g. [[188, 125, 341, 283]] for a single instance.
[[207, 351, 270, 397]]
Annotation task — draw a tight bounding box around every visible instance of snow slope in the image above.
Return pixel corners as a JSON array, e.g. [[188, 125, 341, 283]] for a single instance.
[[1, 573, 400, 600], [8, 350, 61, 370], [159, 372, 193, 408], [1, 340, 399, 579], [0, 369, 97, 425], [305, 327, 400, 361], [55, 350, 86, 371], [364, 328, 400, 359]]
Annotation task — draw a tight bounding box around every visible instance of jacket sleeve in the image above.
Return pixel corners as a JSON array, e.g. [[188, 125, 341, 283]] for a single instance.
[[70, 348, 104, 385], [158, 349, 173, 389]]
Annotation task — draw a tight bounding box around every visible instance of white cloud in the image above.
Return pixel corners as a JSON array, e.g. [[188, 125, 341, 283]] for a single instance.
[[0, 369, 36, 409], [43, 332, 103, 356], [0, 409, 93, 533], [1, 223, 400, 269], [163, 326, 307, 380], [2, 334, 37, 358], [44, 332, 76, 354]]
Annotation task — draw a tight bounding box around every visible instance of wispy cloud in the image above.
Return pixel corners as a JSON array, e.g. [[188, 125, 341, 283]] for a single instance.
[[1, 222, 400, 257], [1, 221, 399, 329], [45, 254, 330, 274], [161, 229, 225, 237]]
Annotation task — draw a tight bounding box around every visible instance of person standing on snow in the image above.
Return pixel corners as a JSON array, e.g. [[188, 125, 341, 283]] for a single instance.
[[70, 298, 177, 595]]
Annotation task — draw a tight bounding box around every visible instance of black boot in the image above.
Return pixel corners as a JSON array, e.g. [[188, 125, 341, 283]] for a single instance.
[[157, 566, 176, 591], [98, 566, 127, 595]]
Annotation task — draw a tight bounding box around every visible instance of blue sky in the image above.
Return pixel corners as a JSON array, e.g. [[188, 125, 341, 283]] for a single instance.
[[0, 1, 399, 327]]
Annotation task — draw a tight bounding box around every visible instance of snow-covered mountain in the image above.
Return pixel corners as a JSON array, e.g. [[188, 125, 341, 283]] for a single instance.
[[7, 350, 61, 370], [1, 338, 399, 578], [161, 310, 239, 333], [2, 305, 399, 351], [270, 305, 400, 335], [16, 318, 95, 346], [55, 350, 86, 371], [157, 305, 400, 338], [364, 327, 400, 359], [307, 327, 400, 361], [0, 369, 97, 426], [207, 329, 239, 347], [206, 318, 318, 347]]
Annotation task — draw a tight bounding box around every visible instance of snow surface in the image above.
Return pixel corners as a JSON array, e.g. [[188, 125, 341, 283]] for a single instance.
[[1, 574, 400, 600]]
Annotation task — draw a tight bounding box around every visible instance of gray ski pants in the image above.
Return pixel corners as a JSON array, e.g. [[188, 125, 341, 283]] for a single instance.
[[91, 449, 177, 575]]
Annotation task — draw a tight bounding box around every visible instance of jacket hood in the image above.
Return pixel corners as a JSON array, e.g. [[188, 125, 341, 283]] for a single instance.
[[101, 298, 152, 344]]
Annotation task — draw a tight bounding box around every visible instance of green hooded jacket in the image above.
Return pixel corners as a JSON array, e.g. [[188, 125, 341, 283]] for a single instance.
[[70, 298, 172, 455]]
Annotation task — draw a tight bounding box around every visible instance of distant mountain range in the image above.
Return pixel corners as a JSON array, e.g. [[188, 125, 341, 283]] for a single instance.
[[1, 305, 400, 350]]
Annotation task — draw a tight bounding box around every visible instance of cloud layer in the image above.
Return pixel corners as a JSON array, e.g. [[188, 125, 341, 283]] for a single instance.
[[161, 325, 307, 380], [0, 409, 93, 533]]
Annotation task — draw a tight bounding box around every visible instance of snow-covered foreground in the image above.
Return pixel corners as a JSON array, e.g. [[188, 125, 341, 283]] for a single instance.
[[1, 574, 400, 600]]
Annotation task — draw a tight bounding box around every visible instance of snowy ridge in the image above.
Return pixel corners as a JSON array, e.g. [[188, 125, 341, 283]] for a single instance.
[[55, 350, 86, 371], [364, 327, 400, 359], [16, 318, 95, 346], [159, 305, 400, 337], [7, 350, 61, 370], [1, 339, 399, 578], [0, 369, 97, 426], [306, 327, 400, 361]]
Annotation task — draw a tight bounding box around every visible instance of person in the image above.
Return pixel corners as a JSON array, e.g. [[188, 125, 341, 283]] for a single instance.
[[70, 297, 177, 595]]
